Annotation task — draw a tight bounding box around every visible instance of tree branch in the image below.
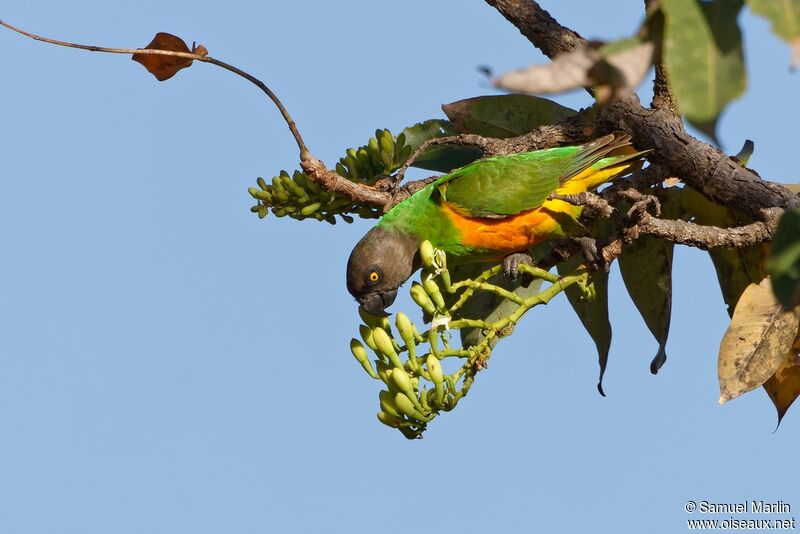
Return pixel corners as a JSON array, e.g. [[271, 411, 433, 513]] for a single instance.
[[300, 158, 391, 207], [484, 0, 586, 57], [549, 189, 779, 265], [483, 0, 800, 220], [630, 211, 779, 249]]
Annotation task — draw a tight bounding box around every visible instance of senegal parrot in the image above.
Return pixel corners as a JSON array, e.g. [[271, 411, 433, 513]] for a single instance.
[[347, 132, 646, 315]]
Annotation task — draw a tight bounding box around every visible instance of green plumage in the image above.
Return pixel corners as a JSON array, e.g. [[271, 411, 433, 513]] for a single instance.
[[347, 133, 646, 314], [439, 145, 582, 218], [377, 134, 642, 258]]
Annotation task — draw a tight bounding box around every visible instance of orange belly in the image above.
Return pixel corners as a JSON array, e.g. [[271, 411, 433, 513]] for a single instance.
[[443, 199, 577, 253], [440, 157, 640, 254]]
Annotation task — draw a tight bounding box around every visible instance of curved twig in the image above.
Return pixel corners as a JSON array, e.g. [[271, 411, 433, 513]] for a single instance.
[[0, 19, 310, 160]]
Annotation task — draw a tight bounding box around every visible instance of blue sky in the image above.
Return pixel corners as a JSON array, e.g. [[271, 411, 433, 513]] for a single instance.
[[1, 2, 798, 533]]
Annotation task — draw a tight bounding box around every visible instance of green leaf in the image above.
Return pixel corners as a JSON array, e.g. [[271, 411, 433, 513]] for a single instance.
[[399, 119, 483, 173], [557, 256, 612, 395], [442, 95, 576, 139], [661, 0, 746, 143], [399, 119, 454, 150], [768, 208, 800, 309], [615, 189, 680, 374], [749, 0, 800, 40], [748, 0, 800, 68], [680, 186, 766, 315], [618, 235, 674, 374], [732, 139, 754, 166]]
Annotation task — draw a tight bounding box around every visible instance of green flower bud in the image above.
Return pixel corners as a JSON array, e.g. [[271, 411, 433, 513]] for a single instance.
[[358, 306, 390, 331], [377, 411, 406, 428], [300, 202, 322, 217], [423, 276, 446, 310], [359, 324, 377, 351], [394, 392, 432, 423], [395, 312, 418, 369], [426, 354, 445, 407], [350, 338, 378, 379], [372, 327, 404, 369], [420, 240, 436, 268], [410, 282, 436, 315], [379, 389, 402, 418]]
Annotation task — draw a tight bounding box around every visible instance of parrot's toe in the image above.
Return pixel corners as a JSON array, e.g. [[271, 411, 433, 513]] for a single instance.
[[576, 237, 605, 271], [502, 252, 533, 280]]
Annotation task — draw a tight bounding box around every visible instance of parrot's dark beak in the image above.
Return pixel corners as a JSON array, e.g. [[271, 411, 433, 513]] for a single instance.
[[358, 289, 398, 317]]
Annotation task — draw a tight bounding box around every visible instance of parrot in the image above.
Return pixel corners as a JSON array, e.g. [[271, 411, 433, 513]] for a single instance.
[[346, 132, 646, 315]]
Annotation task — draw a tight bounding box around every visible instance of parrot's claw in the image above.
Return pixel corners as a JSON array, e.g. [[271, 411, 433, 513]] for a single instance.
[[502, 252, 533, 281], [576, 237, 605, 271]]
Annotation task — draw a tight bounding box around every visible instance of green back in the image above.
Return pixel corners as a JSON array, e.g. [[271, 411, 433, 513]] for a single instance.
[[436, 134, 637, 218]]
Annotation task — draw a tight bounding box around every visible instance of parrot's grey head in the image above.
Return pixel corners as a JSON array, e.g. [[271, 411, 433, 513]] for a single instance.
[[346, 226, 420, 316]]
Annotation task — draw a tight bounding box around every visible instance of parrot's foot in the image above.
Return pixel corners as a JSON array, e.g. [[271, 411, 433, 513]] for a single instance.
[[575, 237, 605, 271], [502, 252, 534, 280]]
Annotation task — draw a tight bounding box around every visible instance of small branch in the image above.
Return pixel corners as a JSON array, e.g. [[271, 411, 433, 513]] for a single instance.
[[549, 192, 615, 219], [393, 135, 494, 185], [549, 190, 780, 264], [644, 0, 677, 113], [386, 176, 440, 211], [650, 63, 676, 114], [484, 0, 586, 57], [602, 164, 669, 197], [631, 210, 781, 250], [300, 158, 391, 207], [0, 19, 310, 160]]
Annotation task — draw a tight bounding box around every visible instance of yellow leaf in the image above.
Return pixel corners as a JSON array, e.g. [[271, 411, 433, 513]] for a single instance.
[[718, 278, 800, 404]]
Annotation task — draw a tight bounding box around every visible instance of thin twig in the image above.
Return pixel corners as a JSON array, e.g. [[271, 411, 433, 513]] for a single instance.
[[643, 0, 677, 113], [0, 19, 310, 160], [392, 135, 494, 185]]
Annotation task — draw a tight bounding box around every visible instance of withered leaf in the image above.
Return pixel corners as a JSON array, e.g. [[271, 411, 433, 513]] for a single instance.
[[763, 348, 800, 427], [718, 278, 800, 404], [494, 40, 653, 97], [132, 32, 208, 81]]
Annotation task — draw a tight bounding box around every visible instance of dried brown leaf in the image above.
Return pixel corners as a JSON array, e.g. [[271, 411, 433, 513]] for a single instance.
[[132, 32, 206, 81], [764, 349, 800, 426], [495, 46, 594, 94], [494, 41, 653, 95], [718, 278, 800, 404]]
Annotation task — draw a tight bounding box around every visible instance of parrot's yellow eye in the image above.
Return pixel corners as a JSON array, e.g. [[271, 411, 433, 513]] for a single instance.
[[369, 271, 380, 283]]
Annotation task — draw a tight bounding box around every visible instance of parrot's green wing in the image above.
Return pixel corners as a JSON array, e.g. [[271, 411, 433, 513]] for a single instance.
[[436, 133, 636, 218]]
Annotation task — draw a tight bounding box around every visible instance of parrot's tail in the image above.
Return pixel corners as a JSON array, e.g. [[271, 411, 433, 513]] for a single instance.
[[556, 133, 649, 195]]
